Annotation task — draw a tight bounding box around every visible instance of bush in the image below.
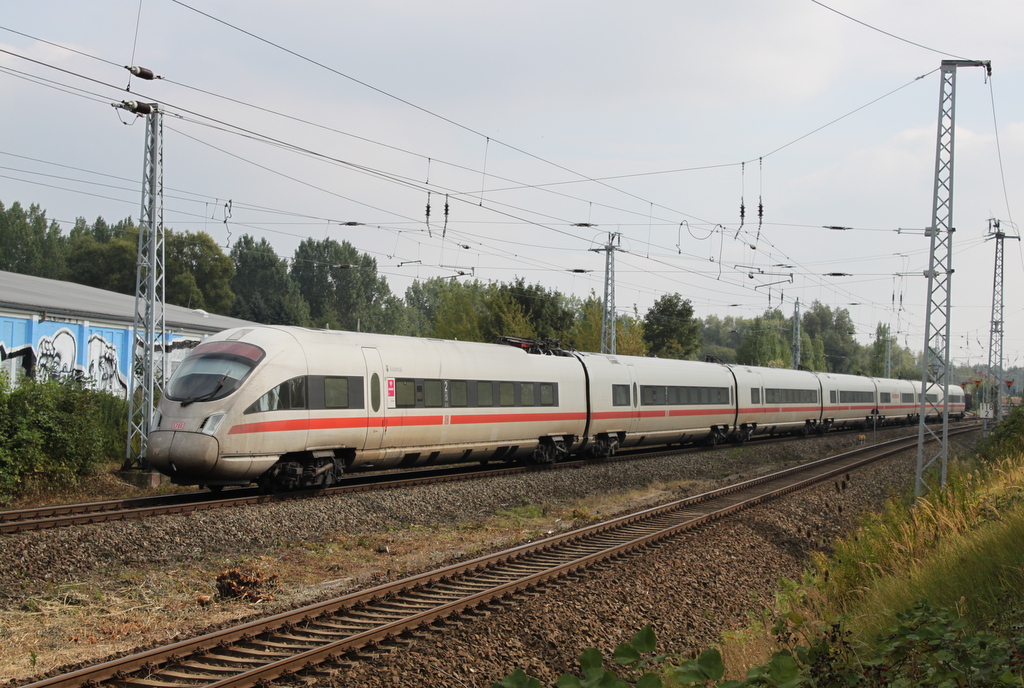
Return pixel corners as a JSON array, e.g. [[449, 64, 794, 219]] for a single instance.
[[0, 375, 119, 502], [976, 402, 1024, 462]]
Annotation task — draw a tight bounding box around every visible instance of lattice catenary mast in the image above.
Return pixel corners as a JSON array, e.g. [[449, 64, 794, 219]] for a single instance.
[[791, 298, 801, 369], [915, 60, 990, 498], [590, 231, 623, 355], [120, 102, 167, 471], [985, 218, 1018, 430]]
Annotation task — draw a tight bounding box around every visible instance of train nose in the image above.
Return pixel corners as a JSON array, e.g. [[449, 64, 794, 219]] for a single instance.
[[148, 430, 220, 478]]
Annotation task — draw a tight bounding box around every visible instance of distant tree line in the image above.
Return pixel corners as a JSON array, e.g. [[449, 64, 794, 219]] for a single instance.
[[0, 197, 972, 380]]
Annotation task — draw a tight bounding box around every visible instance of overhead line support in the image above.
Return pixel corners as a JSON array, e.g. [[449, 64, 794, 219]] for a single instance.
[[589, 231, 623, 355], [915, 60, 990, 498], [122, 103, 166, 472]]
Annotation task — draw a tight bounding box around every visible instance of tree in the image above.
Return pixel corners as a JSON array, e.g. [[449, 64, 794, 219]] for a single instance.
[[643, 293, 701, 359], [736, 310, 788, 367], [615, 307, 648, 356], [229, 235, 310, 326], [66, 232, 137, 295], [801, 301, 861, 374], [165, 229, 235, 314], [500, 278, 575, 341], [0, 200, 68, 280], [429, 279, 488, 342], [291, 237, 407, 334], [562, 292, 603, 353]]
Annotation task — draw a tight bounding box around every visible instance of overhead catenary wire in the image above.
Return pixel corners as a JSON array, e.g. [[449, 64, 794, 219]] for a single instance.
[[0, 17, 1007, 354]]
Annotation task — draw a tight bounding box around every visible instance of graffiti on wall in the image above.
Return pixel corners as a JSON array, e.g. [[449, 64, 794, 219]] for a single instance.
[[35, 329, 79, 382], [1, 326, 202, 395], [87, 334, 124, 394]]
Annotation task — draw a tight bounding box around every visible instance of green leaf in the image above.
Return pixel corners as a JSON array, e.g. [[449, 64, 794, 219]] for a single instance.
[[697, 649, 725, 681], [717, 682, 746, 688], [635, 673, 663, 688], [580, 648, 605, 676], [671, 665, 708, 684], [767, 652, 800, 683], [631, 625, 657, 654], [614, 643, 641, 666], [557, 674, 584, 688]]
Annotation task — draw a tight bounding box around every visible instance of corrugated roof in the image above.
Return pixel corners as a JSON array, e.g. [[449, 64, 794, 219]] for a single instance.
[[0, 270, 253, 334]]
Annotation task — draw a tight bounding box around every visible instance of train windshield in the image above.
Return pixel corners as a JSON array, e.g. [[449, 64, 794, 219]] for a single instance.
[[166, 341, 265, 405]]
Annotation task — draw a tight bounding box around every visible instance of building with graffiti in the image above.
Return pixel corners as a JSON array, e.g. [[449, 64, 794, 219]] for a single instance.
[[0, 270, 253, 395]]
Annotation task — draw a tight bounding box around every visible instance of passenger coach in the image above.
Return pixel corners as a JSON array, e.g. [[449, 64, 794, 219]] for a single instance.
[[147, 326, 967, 492]]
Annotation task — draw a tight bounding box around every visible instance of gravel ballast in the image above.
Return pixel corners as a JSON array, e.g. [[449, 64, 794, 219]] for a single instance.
[[0, 427, 980, 685]]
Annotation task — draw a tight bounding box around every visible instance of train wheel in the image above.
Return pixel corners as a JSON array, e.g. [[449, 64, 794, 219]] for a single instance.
[[532, 442, 558, 464]]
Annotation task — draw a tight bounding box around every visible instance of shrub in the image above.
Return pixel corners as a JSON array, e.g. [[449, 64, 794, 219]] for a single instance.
[[0, 375, 112, 501]]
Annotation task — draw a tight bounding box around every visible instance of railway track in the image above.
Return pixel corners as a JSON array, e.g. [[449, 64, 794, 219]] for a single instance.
[[23, 424, 979, 688], [0, 423, 966, 534]]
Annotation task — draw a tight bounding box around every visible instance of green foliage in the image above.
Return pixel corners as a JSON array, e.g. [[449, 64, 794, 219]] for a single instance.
[[0, 200, 70, 280], [644, 293, 701, 360], [800, 302, 862, 374], [166, 229, 236, 314], [0, 375, 114, 502], [66, 231, 137, 295], [736, 310, 789, 368], [230, 234, 310, 326], [497, 609, 1024, 688], [495, 626, 667, 688], [976, 403, 1024, 462], [291, 237, 406, 333]]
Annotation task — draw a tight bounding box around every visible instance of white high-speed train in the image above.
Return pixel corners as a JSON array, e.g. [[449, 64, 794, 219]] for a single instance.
[[147, 326, 966, 492]]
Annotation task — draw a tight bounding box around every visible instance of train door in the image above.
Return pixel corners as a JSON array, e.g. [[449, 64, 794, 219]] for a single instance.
[[626, 364, 641, 434], [361, 347, 385, 451]]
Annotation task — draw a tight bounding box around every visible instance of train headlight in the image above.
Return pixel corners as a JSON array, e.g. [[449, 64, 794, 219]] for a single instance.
[[201, 413, 226, 436]]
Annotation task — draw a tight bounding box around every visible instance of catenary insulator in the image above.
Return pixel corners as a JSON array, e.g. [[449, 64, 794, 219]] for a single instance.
[[121, 101, 154, 115], [127, 65, 157, 80]]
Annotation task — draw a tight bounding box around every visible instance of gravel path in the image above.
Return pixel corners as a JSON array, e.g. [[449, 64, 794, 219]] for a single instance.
[[0, 427, 979, 685]]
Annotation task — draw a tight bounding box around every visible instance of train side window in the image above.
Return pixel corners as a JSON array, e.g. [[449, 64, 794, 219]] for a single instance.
[[395, 378, 416, 408], [325, 377, 350, 409], [288, 377, 306, 409], [370, 374, 380, 412], [699, 387, 710, 404], [424, 379, 443, 407], [247, 385, 281, 413], [925, 393, 938, 403], [450, 380, 468, 407], [246, 376, 306, 413], [880, 392, 891, 403], [612, 384, 630, 406], [751, 388, 760, 404], [667, 386, 680, 405], [540, 383, 555, 406], [902, 392, 915, 403], [499, 381, 515, 406], [477, 381, 493, 406], [641, 385, 655, 406], [830, 390, 837, 404], [521, 382, 536, 406]]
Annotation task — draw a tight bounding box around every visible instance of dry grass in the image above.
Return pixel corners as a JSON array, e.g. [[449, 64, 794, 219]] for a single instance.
[[3, 461, 194, 510]]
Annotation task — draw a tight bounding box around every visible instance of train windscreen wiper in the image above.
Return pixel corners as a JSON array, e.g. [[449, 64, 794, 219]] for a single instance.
[[181, 374, 228, 407]]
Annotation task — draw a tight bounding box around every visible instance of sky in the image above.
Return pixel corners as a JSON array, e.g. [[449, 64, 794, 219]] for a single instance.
[[1, 0, 1023, 369]]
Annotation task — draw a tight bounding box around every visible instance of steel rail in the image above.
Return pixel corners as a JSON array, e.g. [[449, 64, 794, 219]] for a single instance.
[[21, 425, 979, 688], [0, 423, 956, 534]]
